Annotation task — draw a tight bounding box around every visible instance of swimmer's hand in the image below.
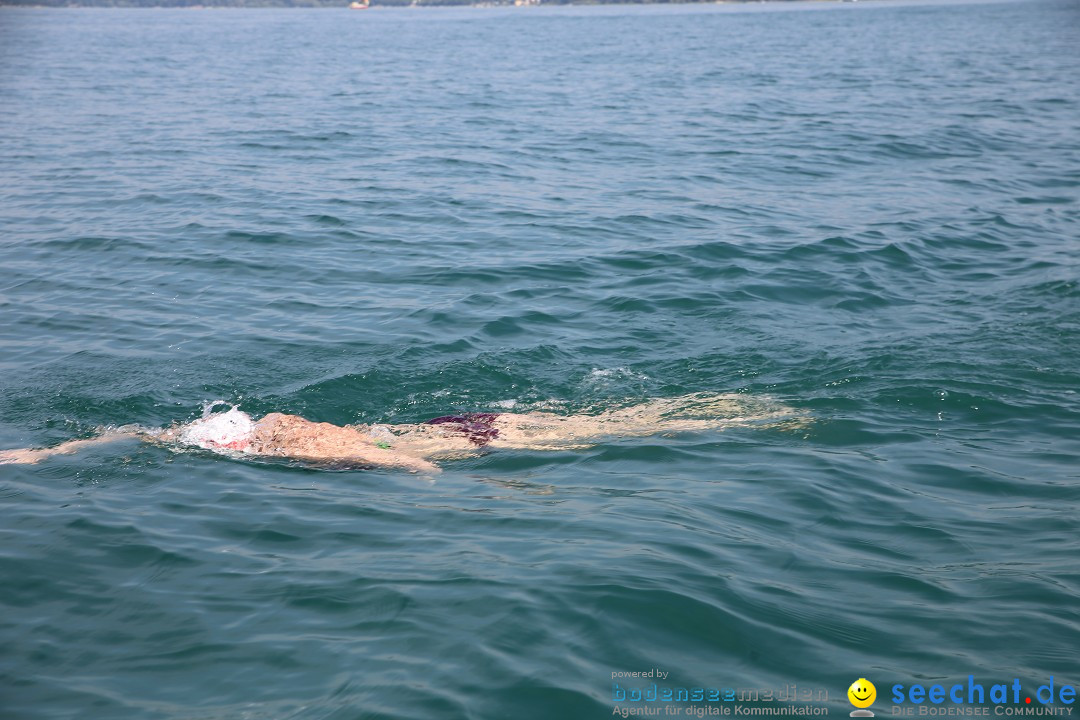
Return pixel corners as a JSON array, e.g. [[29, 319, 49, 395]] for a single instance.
[[390, 454, 441, 475]]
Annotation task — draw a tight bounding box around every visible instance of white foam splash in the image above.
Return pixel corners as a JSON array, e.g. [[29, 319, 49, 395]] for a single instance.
[[179, 405, 255, 451], [201, 399, 230, 418]]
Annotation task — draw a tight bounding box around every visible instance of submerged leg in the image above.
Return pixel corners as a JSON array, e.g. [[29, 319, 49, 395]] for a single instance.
[[491, 393, 800, 450]]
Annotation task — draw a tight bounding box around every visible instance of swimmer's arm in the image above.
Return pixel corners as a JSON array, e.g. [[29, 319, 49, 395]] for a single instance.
[[0, 429, 144, 465], [285, 446, 441, 474], [349, 448, 441, 474], [247, 447, 440, 474]]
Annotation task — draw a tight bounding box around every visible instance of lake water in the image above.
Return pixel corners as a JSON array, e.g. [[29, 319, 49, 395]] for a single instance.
[[1, 0, 1078, 717]]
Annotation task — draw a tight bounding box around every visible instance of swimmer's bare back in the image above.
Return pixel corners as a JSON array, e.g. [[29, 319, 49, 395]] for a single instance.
[[0, 393, 802, 471]]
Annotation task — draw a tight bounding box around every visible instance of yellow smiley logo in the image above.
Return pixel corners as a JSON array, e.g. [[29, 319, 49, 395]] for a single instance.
[[848, 678, 877, 709]]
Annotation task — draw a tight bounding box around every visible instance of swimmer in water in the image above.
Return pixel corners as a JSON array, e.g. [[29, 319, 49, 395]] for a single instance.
[[0, 393, 800, 473]]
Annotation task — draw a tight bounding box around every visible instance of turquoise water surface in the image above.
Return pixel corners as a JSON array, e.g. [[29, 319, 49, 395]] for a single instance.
[[1, 0, 1079, 717]]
